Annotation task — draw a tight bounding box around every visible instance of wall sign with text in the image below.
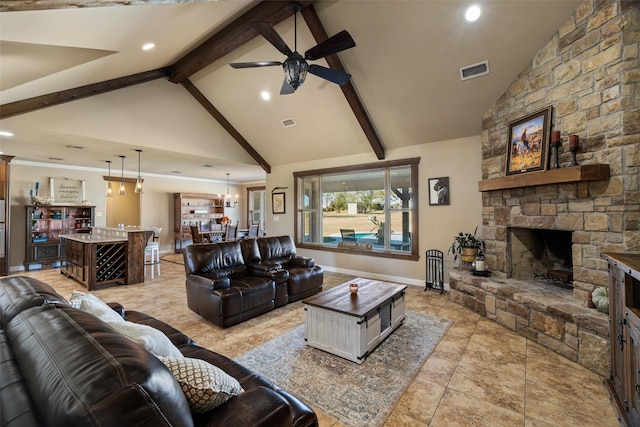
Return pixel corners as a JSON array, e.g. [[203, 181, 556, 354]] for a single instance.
[[50, 178, 85, 204]]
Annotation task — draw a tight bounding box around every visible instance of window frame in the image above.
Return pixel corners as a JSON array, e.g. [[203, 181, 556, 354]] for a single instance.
[[294, 157, 420, 261]]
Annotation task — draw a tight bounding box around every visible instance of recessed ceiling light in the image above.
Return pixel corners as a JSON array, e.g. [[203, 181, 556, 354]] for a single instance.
[[142, 43, 155, 51], [465, 5, 481, 22], [171, 171, 182, 174], [49, 157, 64, 161], [67, 145, 83, 149], [261, 91, 271, 101], [0, 130, 14, 137], [203, 164, 213, 168]]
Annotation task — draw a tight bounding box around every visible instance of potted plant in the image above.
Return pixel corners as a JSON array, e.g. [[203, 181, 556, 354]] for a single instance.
[[448, 226, 486, 263]]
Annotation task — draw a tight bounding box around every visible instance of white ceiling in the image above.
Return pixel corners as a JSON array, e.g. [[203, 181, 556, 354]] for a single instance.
[[0, 0, 581, 183]]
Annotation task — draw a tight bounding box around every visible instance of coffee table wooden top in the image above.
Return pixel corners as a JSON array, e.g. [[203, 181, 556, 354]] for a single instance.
[[302, 278, 407, 318]]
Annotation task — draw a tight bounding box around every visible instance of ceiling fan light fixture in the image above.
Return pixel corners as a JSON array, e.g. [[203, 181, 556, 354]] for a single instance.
[[283, 54, 308, 90]]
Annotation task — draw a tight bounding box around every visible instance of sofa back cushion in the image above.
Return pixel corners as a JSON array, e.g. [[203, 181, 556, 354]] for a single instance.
[[256, 236, 297, 265], [0, 276, 67, 329], [240, 238, 261, 264], [7, 304, 194, 427], [183, 241, 246, 279]]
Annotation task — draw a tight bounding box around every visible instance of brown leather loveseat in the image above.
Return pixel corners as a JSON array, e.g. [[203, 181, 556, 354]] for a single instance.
[[0, 275, 317, 427], [183, 236, 323, 327]]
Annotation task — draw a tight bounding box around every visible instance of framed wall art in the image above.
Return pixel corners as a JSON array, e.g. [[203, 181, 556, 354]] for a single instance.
[[428, 177, 449, 206], [272, 192, 286, 214], [506, 106, 551, 176], [50, 177, 85, 205]]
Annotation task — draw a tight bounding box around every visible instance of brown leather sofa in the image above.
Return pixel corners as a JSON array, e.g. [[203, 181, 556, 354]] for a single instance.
[[0, 275, 318, 427], [183, 236, 323, 327]]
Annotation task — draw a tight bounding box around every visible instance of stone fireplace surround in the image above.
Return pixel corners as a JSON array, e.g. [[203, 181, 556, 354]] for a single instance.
[[447, 0, 640, 376]]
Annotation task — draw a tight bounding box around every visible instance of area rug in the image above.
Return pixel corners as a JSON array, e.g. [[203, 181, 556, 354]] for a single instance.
[[234, 311, 452, 427]]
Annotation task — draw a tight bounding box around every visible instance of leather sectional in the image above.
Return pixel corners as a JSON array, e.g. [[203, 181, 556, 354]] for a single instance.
[[0, 275, 318, 427], [183, 236, 323, 327]]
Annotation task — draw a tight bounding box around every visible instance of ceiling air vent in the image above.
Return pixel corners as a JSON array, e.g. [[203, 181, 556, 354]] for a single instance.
[[460, 60, 489, 81], [281, 118, 296, 128]]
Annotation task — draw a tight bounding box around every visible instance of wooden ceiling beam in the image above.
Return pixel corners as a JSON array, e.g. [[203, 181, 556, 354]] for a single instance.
[[0, 68, 170, 119], [180, 79, 271, 174], [301, 5, 385, 160], [169, 0, 314, 83]]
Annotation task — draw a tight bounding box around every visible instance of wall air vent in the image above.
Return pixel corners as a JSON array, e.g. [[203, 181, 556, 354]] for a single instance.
[[281, 118, 296, 128], [460, 60, 489, 81]]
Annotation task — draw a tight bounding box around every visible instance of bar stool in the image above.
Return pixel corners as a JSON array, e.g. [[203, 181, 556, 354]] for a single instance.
[[144, 227, 162, 278]]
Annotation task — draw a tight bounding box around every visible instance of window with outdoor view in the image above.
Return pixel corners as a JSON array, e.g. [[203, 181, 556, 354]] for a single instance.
[[294, 158, 419, 259]]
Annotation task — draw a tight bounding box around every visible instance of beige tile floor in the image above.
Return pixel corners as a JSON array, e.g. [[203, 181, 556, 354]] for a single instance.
[[16, 256, 619, 427]]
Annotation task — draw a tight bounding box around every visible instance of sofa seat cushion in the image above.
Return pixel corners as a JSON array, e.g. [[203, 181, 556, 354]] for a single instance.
[[0, 276, 67, 329], [6, 304, 193, 427], [216, 277, 275, 317]]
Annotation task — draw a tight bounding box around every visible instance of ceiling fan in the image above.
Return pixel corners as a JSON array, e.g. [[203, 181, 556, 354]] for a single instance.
[[229, 2, 356, 95]]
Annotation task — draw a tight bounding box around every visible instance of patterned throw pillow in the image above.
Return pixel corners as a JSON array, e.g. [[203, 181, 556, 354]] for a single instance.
[[158, 356, 244, 412]]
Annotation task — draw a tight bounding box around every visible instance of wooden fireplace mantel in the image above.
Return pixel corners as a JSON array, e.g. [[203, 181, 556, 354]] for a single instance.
[[478, 164, 610, 192]]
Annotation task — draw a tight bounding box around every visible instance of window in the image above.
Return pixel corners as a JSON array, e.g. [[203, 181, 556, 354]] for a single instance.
[[247, 187, 266, 234], [294, 158, 419, 260]]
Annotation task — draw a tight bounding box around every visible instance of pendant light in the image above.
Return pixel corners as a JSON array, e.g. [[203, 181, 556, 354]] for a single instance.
[[134, 149, 143, 194], [105, 160, 114, 198], [118, 155, 127, 196], [225, 173, 238, 208]]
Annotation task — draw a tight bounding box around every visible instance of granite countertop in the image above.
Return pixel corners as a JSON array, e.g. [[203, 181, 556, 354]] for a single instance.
[[58, 233, 127, 243]]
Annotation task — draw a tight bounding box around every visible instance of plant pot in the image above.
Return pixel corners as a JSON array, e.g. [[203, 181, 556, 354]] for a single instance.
[[460, 247, 478, 263]]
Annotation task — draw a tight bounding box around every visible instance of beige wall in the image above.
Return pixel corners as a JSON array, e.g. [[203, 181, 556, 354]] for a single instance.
[[10, 134, 483, 282], [264, 135, 484, 286], [10, 162, 245, 271]]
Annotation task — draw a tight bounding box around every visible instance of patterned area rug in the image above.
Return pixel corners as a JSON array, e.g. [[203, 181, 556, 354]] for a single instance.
[[234, 311, 452, 427]]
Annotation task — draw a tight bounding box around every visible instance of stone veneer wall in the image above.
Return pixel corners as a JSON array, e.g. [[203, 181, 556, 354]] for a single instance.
[[448, 0, 639, 375], [480, 0, 639, 302]]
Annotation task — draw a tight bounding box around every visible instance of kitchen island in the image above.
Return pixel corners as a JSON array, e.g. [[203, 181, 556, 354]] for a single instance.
[[60, 227, 154, 290]]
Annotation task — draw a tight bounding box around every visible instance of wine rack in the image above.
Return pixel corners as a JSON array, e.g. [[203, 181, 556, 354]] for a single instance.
[[94, 243, 126, 284]]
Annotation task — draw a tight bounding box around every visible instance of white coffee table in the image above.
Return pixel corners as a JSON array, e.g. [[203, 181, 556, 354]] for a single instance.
[[302, 278, 407, 363]]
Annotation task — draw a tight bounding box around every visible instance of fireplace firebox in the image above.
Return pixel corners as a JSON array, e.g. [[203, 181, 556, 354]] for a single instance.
[[509, 228, 573, 286]]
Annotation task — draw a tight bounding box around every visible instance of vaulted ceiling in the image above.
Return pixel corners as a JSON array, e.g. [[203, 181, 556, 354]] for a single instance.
[[0, 0, 580, 183]]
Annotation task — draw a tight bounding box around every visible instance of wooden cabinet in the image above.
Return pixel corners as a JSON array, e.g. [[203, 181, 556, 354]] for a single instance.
[[173, 193, 224, 252], [61, 237, 127, 290], [25, 205, 95, 271], [603, 253, 640, 427], [0, 155, 13, 276]]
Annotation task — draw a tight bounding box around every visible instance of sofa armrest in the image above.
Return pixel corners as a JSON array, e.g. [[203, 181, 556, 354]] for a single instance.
[[246, 262, 289, 283], [187, 274, 230, 290], [195, 386, 293, 427], [289, 256, 315, 269], [107, 302, 125, 318]]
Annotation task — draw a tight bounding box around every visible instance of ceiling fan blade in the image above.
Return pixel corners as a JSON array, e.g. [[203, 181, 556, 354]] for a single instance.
[[304, 30, 356, 60], [253, 22, 292, 56], [280, 78, 295, 95], [230, 61, 282, 69], [308, 64, 351, 86]]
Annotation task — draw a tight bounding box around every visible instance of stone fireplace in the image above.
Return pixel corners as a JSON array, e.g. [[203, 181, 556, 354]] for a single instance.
[[448, 0, 640, 376]]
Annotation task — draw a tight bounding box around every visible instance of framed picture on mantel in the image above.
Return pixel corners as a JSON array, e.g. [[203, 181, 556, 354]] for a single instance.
[[506, 106, 551, 176]]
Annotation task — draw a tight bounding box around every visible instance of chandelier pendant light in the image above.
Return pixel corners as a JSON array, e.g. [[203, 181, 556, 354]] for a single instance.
[[118, 155, 127, 196], [105, 160, 114, 198], [225, 173, 238, 208], [134, 149, 143, 194]]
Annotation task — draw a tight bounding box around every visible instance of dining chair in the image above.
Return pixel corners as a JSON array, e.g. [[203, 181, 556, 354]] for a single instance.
[[190, 225, 207, 244], [248, 222, 260, 238], [225, 224, 238, 241]]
